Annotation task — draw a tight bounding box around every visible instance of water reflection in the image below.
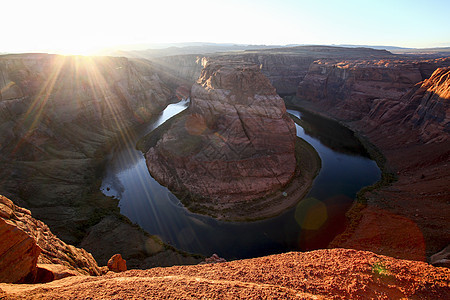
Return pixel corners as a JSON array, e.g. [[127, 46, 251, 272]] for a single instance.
[[101, 102, 381, 259]]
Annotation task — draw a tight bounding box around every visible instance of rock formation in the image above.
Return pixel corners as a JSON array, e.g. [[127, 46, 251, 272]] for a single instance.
[[0, 197, 41, 283], [403, 67, 449, 143], [0, 195, 102, 282], [107, 254, 127, 272], [430, 244, 450, 268], [144, 61, 297, 208]]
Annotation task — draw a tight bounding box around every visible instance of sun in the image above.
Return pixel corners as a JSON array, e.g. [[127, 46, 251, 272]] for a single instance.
[[49, 40, 105, 56]]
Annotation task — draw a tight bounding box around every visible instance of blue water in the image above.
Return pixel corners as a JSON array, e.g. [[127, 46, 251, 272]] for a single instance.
[[101, 101, 380, 259]]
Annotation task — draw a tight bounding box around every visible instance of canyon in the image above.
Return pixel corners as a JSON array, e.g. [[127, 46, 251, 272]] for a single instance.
[[0, 46, 449, 298], [0, 54, 202, 267]]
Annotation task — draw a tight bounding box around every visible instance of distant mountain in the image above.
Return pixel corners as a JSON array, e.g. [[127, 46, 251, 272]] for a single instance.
[[390, 47, 450, 55], [101, 43, 290, 58], [335, 44, 450, 57]]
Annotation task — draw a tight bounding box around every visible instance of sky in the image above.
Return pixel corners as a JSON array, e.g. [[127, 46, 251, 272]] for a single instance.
[[2, 0, 450, 55]]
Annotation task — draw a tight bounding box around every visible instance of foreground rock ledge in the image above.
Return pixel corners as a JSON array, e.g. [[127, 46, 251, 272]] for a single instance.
[[142, 61, 302, 218], [1, 249, 449, 299]]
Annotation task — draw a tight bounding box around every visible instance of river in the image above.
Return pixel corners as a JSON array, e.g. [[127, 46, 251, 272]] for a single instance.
[[101, 99, 380, 259]]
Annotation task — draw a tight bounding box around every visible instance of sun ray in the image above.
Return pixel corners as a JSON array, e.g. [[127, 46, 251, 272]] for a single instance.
[[12, 56, 66, 154], [81, 57, 138, 152]]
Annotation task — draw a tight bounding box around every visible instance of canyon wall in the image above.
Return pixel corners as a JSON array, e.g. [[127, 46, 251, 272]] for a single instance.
[[142, 61, 298, 217], [293, 59, 450, 260], [0, 54, 201, 267], [296, 58, 450, 121], [0, 54, 171, 240]]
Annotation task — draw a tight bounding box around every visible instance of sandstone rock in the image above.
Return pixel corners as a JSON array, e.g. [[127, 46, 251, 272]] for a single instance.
[[36, 264, 79, 282], [0, 195, 102, 277], [107, 254, 127, 272], [145, 61, 296, 205], [362, 67, 449, 144], [0, 214, 41, 283], [409, 67, 449, 143], [80, 216, 201, 269], [80, 216, 164, 267]]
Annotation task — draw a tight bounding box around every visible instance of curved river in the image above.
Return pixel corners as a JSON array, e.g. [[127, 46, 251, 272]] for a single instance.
[[101, 99, 380, 259]]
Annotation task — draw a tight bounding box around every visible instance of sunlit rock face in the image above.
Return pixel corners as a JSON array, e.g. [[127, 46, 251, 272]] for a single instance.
[[408, 67, 450, 143], [145, 61, 297, 203]]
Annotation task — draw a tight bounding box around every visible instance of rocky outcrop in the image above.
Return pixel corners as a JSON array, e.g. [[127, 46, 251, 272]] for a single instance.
[[0, 197, 41, 283], [407, 67, 449, 143], [296, 58, 450, 121], [2, 249, 449, 299], [107, 254, 127, 272], [144, 61, 296, 208], [200, 253, 227, 264], [0, 195, 102, 280]]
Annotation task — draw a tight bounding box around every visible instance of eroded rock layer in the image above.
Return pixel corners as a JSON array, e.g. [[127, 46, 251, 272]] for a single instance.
[[145, 61, 296, 205]]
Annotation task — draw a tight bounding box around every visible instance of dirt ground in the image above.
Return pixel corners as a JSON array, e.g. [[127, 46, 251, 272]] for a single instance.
[[1, 249, 449, 299]]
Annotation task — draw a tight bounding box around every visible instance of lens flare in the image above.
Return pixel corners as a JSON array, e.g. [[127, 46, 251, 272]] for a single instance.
[[295, 197, 328, 230], [185, 113, 207, 135]]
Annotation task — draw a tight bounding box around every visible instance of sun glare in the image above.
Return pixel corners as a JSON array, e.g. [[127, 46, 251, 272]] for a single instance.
[[54, 44, 102, 56]]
